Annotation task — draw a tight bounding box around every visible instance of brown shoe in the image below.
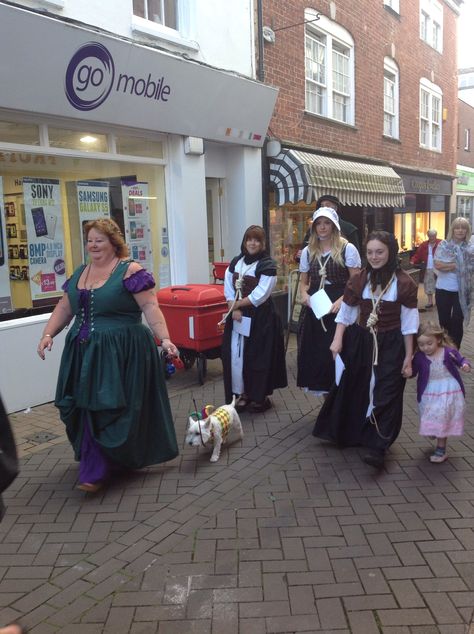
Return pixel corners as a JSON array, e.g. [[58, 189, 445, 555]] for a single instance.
[[77, 481, 103, 493], [248, 397, 272, 413]]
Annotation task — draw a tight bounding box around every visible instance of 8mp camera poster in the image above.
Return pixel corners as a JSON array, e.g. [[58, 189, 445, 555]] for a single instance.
[[23, 177, 66, 301]]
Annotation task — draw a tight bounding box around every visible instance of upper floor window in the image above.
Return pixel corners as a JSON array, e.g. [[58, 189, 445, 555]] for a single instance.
[[304, 12, 354, 125], [419, 78, 442, 151], [133, 0, 178, 29], [420, 0, 443, 53], [383, 57, 399, 139], [465, 128, 471, 151], [383, 0, 400, 13]]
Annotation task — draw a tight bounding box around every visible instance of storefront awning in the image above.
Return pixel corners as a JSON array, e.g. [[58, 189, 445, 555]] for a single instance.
[[269, 149, 406, 207]]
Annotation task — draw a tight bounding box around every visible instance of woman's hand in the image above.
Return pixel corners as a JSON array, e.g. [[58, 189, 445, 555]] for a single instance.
[[300, 292, 310, 307], [161, 338, 178, 357], [330, 297, 343, 314], [232, 309, 243, 322], [402, 358, 412, 378], [37, 334, 53, 360], [329, 337, 342, 360], [461, 362, 471, 373]]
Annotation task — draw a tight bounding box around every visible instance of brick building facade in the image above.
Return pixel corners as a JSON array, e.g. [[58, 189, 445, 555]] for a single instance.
[[260, 0, 462, 292], [456, 97, 474, 224]]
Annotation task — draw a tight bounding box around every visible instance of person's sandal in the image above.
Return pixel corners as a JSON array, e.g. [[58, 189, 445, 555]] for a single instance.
[[235, 396, 250, 413], [2, 623, 29, 634], [77, 481, 103, 493], [248, 397, 272, 413]]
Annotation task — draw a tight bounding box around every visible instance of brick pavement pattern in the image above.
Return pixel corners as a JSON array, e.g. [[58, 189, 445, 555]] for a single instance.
[[1, 301, 474, 633]]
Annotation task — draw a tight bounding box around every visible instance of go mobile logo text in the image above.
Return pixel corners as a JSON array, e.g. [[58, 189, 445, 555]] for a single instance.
[[65, 42, 171, 111]]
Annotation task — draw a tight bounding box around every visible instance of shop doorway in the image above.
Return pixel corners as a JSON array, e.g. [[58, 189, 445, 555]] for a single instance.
[[205, 178, 226, 282]]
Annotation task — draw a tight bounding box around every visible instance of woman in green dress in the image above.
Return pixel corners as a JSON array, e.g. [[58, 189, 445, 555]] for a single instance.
[[37, 218, 178, 492]]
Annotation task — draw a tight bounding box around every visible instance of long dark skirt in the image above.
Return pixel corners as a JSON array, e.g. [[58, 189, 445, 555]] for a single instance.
[[222, 298, 287, 404], [297, 285, 344, 392], [313, 324, 406, 452]]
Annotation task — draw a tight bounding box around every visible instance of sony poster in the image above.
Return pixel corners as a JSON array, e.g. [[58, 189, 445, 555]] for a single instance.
[[23, 177, 66, 301]]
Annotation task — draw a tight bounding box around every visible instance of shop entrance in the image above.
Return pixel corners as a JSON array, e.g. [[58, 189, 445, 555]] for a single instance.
[[205, 178, 227, 282]]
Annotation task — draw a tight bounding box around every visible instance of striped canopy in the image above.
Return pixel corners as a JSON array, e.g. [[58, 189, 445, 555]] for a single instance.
[[269, 149, 406, 207]]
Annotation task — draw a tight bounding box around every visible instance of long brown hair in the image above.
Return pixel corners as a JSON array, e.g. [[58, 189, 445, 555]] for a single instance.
[[365, 231, 400, 292], [84, 218, 129, 258]]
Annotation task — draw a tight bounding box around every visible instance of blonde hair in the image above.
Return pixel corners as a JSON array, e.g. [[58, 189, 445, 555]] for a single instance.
[[416, 320, 455, 349], [84, 218, 129, 258], [307, 223, 348, 266], [447, 217, 471, 242]]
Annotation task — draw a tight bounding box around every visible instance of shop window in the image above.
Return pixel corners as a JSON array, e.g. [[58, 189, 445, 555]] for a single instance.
[[0, 153, 170, 318], [48, 128, 108, 153], [394, 207, 445, 255], [304, 11, 354, 125], [419, 79, 442, 152], [420, 0, 443, 53], [268, 191, 313, 293], [0, 121, 39, 146], [457, 196, 474, 219], [464, 128, 471, 151], [383, 58, 399, 139], [383, 0, 400, 13], [115, 134, 163, 159]]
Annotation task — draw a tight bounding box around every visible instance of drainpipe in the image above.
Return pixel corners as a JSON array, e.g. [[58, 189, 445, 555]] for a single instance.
[[256, 0, 270, 233]]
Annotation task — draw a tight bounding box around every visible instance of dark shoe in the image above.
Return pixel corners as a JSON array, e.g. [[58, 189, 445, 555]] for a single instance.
[[248, 397, 272, 413], [235, 396, 250, 413], [362, 450, 385, 469]]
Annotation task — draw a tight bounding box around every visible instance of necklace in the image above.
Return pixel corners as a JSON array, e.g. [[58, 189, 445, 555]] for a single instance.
[[83, 257, 120, 290]]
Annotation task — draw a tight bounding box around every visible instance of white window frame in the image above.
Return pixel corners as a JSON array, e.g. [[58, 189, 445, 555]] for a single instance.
[[383, 0, 400, 13], [131, 1, 198, 52], [419, 78, 442, 152], [464, 128, 471, 151], [383, 57, 399, 139], [304, 11, 355, 125], [420, 0, 443, 53]]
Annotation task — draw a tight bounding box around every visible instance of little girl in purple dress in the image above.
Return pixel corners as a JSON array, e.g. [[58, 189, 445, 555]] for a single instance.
[[411, 321, 471, 463]]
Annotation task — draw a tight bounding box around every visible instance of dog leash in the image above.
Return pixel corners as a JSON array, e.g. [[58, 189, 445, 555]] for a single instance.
[[192, 398, 206, 447]]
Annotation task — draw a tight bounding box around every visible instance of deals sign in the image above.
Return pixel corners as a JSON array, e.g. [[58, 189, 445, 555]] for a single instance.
[[23, 177, 66, 301]]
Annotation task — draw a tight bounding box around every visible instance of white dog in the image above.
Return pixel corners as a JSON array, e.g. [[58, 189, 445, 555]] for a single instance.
[[185, 394, 244, 462]]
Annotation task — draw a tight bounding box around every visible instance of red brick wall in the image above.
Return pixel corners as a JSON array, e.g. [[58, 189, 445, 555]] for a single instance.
[[262, 0, 459, 176], [458, 98, 474, 168]]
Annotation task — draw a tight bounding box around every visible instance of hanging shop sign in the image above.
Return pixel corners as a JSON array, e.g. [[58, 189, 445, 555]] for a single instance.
[[23, 177, 66, 301]]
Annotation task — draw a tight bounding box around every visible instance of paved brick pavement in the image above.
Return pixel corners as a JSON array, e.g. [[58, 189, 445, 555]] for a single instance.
[[2, 290, 474, 633]]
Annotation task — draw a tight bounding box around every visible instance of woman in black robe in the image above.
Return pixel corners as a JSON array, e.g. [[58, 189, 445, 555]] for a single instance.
[[221, 225, 287, 413], [313, 231, 419, 468]]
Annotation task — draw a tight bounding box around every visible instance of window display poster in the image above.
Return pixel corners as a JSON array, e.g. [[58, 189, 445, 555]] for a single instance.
[[121, 181, 153, 272], [0, 177, 13, 313], [76, 180, 110, 260], [23, 177, 66, 301]]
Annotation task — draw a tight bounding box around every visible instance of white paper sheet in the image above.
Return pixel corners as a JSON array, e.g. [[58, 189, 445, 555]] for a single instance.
[[233, 316, 251, 337], [309, 288, 333, 319], [335, 354, 345, 386]]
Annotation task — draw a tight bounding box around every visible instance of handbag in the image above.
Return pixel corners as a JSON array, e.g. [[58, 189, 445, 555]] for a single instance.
[[0, 396, 19, 494]]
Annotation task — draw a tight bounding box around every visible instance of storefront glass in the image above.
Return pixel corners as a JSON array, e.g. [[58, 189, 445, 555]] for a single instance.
[[393, 193, 446, 256], [0, 150, 169, 317]]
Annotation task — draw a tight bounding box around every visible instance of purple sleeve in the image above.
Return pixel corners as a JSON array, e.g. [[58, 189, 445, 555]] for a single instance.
[[61, 277, 71, 292], [123, 269, 156, 293]]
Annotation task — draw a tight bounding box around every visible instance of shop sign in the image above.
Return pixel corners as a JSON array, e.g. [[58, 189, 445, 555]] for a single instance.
[[456, 169, 474, 192], [0, 4, 278, 147], [401, 174, 452, 196]]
